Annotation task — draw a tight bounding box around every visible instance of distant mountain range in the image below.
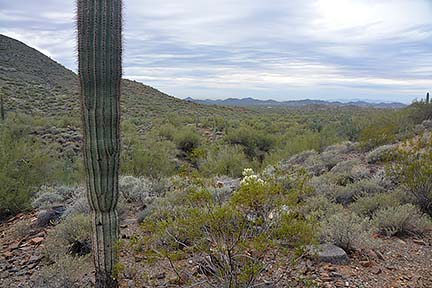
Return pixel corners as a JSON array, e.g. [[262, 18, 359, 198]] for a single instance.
[[185, 97, 406, 109]]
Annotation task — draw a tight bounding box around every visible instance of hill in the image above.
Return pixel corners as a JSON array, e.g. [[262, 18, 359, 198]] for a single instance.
[[0, 34, 249, 121], [185, 97, 406, 109]]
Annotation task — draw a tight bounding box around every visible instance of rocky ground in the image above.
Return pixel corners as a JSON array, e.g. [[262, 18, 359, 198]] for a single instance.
[[1, 210, 431, 288]]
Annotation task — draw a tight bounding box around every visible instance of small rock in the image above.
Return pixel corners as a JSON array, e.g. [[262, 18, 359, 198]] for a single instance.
[[320, 272, 332, 282], [35, 207, 64, 227], [151, 272, 166, 280], [366, 249, 377, 260], [309, 244, 349, 265], [360, 260, 371, 267], [413, 239, 427, 245], [0, 271, 9, 279], [29, 237, 44, 245], [4, 251, 13, 259], [396, 239, 406, 245], [28, 255, 42, 264], [323, 264, 336, 272], [375, 251, 385, 261], [8, 241, 21, 250]]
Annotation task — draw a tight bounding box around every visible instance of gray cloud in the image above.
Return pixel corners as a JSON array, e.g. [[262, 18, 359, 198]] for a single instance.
[[1, 0, 432, 103]]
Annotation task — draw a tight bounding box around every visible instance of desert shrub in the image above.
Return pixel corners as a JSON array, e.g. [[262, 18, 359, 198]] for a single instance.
[[122, 139, 176, 178], [31, 185, 83, 210], [421, 119, 432, 130], [230, 169, 297, 221], [324, 141, 355, 154], [207, 186, 233, 205], [281, 150, 317, 167], [329, 160, 370, 185], [0, 123, 56, 217], [321, 211, 375, 252], [173, 127, 201, 153], [62, 190, 90, 217], [225, 127, 275, 162], [45, 213, 92, 258], [390, 137, 432, 215], [308, 175, 344, 200], [32, 254, 92, 288], [299, 195, 343, 220], [199, 145, 250, 177], [366, 144, 398, 164], [137, 170, 315, 286], [157, 123, 177, 141], [62, 188, 128, 220], [119, 175, 161, 206], [350, 193, 400, 218], [32, 192, 64, 209], [359, 124, 397, 150], [369, 168, 395, 190], [407, 101, 432, 124], [333, 178, 384, 206], [389, 188, 417, 205], [358, 110, 407, 150], [372, 204, 432, 236], [284, 150, 342, 177]]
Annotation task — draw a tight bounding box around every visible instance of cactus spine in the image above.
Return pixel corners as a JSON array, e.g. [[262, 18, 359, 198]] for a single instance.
[[77, 1, 122, 287]]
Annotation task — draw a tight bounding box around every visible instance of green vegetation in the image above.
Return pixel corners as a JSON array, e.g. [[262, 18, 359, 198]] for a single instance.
[[0, 116, 78, 218], [3, 32, 432, 287], [136, 169, 315, 287]]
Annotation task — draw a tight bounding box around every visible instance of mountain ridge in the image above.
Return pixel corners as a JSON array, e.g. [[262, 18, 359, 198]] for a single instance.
[[184, 97, 406, 109], [0, 34, 248, 121]]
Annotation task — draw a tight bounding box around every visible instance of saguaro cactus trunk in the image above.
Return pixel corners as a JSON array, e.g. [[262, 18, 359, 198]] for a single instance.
[[77, 0, 122, 287], [1, 93, 4, 121]]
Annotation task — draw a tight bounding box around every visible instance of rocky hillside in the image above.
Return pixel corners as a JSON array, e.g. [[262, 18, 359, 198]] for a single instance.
[[0, 34, 249, 120], [1, 124, 432, 287]]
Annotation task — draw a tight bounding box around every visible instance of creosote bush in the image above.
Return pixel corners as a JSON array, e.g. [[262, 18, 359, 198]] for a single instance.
[[136, 169, 316, 286]]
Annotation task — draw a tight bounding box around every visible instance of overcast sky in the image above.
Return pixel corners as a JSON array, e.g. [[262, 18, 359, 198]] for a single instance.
[[1, 0, 432, 103]]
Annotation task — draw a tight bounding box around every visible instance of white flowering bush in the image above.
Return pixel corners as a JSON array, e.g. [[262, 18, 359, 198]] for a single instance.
[[240, 168, 265, 186]]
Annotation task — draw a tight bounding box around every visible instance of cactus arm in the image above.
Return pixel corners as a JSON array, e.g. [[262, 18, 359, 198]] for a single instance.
[[77, 0, 122, 287]]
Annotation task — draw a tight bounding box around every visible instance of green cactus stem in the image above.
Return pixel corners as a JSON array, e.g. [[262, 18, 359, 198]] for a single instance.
[[1, 93, 4, 121], [77, 0, 122, 287]]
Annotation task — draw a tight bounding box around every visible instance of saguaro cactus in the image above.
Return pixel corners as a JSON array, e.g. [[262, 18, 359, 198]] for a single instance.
[[77, 0, 122, 287], [1, 93, 4, 121]]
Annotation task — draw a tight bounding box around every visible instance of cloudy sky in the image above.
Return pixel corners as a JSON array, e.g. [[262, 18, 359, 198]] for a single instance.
[[1, 0, 432, 103]]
